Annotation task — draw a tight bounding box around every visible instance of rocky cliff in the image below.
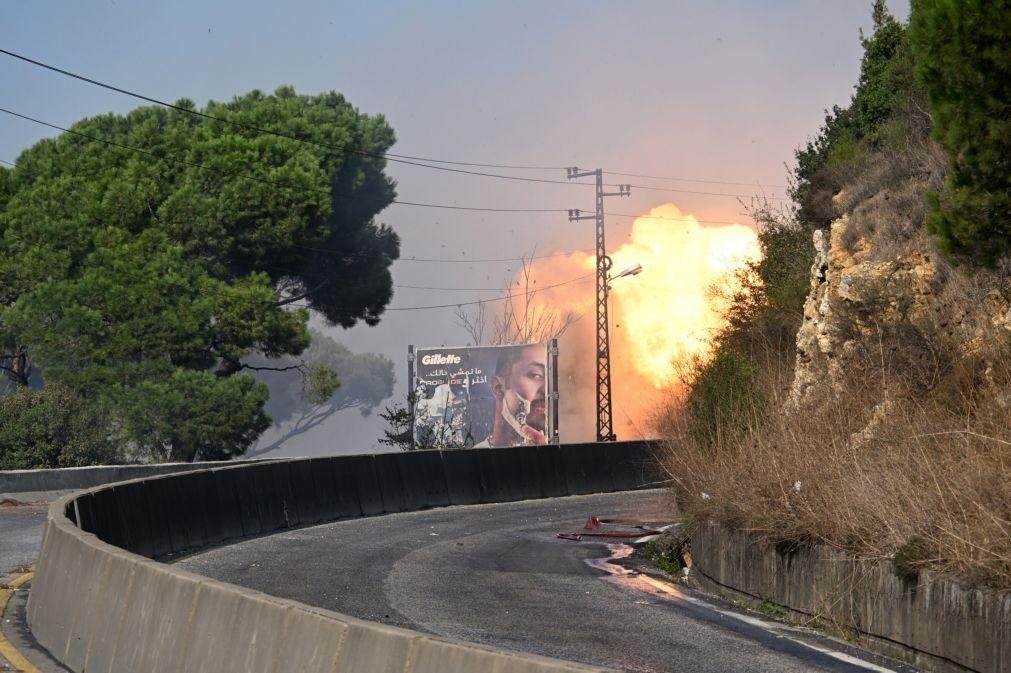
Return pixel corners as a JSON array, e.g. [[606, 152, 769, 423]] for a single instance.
[[788, 162, 1011, 413]]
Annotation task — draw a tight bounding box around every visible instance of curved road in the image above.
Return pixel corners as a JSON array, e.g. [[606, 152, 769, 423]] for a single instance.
[[180, 491, 909, 673]]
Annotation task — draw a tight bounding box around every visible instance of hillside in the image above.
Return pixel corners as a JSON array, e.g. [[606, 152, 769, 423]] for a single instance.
[[656, 2, 1011, 590]]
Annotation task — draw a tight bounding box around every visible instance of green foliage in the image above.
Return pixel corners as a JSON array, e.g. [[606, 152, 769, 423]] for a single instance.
[[683, 347, 762, 447], [910, 0, 1011, 266], [725, 215, 814, 353], [792, 2, 919, 228], [378, 401, 415, 451], [0, 87, 400, 461], [756, 599, 790, 620], [304, 365, 342, 405], [641, 538, 684, 578], [0, 166, 11, 208], [0, 385, 120, 469], [118, 370, 271, 462], [893, 534, 933, 584], [854, 3, 910, 132]]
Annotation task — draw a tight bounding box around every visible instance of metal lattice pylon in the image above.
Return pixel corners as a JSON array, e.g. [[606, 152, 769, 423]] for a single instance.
[[567, 168, 629, 442]]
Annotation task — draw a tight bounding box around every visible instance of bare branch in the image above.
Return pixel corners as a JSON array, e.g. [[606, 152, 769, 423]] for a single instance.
[[456, 251, 584, 346], [275, 278, 329, 307], [241, 363, 305, 374]]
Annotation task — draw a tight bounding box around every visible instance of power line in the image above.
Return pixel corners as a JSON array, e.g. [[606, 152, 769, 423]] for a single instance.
[[2, 148, 591, 266], [260, 261, 566, 293], [1, 111, 762, 228], [251, 271, 596, 313], [604, 170, 786, 189], [0, 48, 784, 201], [621, 182, 786, 201], [394, 283, 532, 291], [604, 211, 749, 226], [0, 107, 581, 215], [0, 158, 14, 167], [0, 48, 598, 188], [381, 273, 594, 311], [396, 251, 576, 263], [291, 243, 580, 264], [391, 158, 566, 171]]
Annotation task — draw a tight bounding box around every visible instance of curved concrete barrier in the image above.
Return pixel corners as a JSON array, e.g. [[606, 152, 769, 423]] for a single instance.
[[691, 522, 1010, 673], [0, 458, 277, 498], [28, 441, 660, 673]]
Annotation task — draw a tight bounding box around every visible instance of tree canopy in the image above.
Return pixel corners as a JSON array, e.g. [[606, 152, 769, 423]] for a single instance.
[[910, 0, 1011, 266], [0, 87, 400, 462], [0, 384, 120, 469]]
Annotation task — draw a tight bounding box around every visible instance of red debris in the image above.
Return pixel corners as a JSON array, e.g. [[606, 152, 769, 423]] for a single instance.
[[558, 515, 662, 541]]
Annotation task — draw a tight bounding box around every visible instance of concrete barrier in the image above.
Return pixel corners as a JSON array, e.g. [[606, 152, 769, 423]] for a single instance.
[[0, 458, 276, 497], [28, 441, 660, 673], [690, 522, 1010, 673]]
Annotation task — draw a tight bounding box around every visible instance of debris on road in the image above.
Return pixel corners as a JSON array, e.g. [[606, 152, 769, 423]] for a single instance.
[[557, 515, 665, 542]]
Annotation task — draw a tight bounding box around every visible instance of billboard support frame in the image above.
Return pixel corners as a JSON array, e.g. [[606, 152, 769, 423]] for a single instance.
[[407, 344, 416, 450], [549, 338, 560, 444]]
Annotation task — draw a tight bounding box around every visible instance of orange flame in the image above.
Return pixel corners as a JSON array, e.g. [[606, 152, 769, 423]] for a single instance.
[[609, 203, 761, 388], [511, 203, 760, 441]]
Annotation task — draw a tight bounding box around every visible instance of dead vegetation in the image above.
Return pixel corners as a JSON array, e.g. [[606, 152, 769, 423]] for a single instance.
[[654, 319, 1011, 590], [455, 254, 581, 346]]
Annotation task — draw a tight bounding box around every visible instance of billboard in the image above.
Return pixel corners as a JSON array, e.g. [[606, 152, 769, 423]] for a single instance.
[[410, 343, 557, 449]]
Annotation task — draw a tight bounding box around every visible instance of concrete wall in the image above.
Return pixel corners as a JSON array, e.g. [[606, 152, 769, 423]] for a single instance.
[[691, 522, 1010, 673], [29, 441, 659, 673], [0, 459, 275, 498]]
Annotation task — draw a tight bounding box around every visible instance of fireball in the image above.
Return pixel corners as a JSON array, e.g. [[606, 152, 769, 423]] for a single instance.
[[507, 202, 761, 440]]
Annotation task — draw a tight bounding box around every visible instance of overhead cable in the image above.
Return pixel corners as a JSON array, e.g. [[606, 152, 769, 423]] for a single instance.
[[0, 48, 783, 201], [605, 170, 786, 189], [0, 107, 580, 215]]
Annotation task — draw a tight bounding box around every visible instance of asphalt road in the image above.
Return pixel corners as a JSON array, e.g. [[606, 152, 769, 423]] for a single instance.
[[0, 500, 48, 573], [179, 491, 908, 673], [1, 498, 73, 673]]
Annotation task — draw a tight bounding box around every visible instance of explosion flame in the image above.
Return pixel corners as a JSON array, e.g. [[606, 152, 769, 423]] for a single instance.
[[513, 203, 761, 441]]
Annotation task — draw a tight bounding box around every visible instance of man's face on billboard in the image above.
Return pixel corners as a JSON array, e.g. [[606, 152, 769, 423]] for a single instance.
[[501, 346, 547, 431]]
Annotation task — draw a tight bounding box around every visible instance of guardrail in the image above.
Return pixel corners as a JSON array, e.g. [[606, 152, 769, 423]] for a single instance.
[[28, 441, 660, 673]]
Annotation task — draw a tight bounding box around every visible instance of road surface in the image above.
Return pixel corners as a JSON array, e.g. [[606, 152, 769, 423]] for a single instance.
[[180, 490, 909, 673], [0, 500, 48, 574]]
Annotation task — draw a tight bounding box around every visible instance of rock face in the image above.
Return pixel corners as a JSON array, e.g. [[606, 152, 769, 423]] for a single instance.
[[788, 206, 1010, 410]]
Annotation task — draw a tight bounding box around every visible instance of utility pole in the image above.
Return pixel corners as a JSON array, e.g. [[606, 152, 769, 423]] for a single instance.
[[567, 168, 630, 442]]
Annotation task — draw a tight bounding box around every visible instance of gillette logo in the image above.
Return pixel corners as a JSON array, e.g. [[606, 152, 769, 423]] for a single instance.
[[421, 353, 462, 365]]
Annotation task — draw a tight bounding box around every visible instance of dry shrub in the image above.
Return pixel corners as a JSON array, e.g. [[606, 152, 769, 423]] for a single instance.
[[654, 333, 1011, 590], [839, 182, 929, 260], [836, 134, 946, 259]]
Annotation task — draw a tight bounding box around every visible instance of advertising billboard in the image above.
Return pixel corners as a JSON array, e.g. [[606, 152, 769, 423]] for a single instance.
[[410, 343, 557, 449]]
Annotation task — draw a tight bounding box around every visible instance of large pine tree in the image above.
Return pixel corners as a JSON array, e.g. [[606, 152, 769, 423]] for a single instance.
[[0, 87, 400, 461]]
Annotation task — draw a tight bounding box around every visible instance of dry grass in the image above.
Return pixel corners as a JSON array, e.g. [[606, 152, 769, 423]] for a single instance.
[[654, 335, 1011, 590]]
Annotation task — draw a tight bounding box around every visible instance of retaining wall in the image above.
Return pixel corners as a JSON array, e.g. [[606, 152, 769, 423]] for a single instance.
[[691, 522, 1010, 673], [29, 441, 660, 673]]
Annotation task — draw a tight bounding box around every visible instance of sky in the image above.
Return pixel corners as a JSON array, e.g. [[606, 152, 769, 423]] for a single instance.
[[1, 1, 909, 456]]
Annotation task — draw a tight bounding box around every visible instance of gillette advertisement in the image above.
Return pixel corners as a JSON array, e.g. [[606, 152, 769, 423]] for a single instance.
[[411, 344, 554, 449]]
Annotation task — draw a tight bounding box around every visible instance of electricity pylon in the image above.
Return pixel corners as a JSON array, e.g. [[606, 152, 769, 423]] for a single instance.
[[567, 168, 630, 442]]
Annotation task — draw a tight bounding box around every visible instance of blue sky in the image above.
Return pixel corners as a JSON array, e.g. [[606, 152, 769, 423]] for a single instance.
[[1, 1, 909, 453]]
